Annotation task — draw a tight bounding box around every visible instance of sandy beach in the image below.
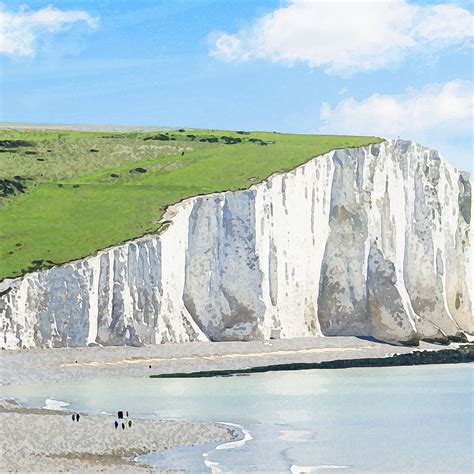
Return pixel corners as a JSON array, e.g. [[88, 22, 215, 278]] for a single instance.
[[1, 337, 471, 472], [0, 398, 237, 472], [0, 336, 464, 386]]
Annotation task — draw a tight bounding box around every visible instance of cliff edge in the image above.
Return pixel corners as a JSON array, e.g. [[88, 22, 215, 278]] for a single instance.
[[1, 139, 471, 349]]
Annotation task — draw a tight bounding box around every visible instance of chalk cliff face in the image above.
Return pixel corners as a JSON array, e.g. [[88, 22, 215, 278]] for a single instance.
[[0, 140, 472, 349]]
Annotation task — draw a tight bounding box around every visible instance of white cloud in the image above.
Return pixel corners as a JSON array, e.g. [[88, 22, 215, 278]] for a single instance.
[[319, 80, 473, 136], [319, 80, 473, 170], [415, 4, 473, 44], [210, 0, 474, 74], [0, 4, 98, 56]]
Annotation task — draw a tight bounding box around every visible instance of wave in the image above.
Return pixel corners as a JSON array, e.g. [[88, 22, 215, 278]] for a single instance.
[[215, 421, 253, 450], [42, 398, 70, 410], [290, 465, 350, 473], [201, 421, 252, 472]]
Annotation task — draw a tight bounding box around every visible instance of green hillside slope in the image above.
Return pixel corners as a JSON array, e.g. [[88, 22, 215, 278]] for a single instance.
[[0, 128, 381, 280]]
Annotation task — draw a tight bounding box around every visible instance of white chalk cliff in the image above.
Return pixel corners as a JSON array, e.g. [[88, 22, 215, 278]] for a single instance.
[[0, 140, 472, 349]]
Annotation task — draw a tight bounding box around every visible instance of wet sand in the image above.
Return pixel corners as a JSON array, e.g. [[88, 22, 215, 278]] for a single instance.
[[0, 399, 237, 472], [1, 338, 468, 472], [0, 337, 465, 386]]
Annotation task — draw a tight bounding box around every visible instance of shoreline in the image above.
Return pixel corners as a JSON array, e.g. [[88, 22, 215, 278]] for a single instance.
[[1, 339, 472, 472], [1, 336, 472, 386], [0, 398, 238, 472], [152, 344, 474, 378]]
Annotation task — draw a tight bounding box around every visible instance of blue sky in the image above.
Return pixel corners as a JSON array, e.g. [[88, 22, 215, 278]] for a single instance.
[[0, 0, 472, 170]]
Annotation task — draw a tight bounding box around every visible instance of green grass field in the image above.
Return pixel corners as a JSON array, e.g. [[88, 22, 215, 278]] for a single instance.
[[0, 128, 382, 280]]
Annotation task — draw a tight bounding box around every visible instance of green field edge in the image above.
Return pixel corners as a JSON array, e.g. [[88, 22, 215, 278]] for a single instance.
[[0, 134, 383, 282]]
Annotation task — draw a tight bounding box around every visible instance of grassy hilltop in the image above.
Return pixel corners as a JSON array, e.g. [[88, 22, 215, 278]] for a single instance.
[[0, 128, 381, 281]]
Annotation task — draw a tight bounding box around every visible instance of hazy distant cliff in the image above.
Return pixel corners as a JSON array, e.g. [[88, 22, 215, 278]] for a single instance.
[[1, 140, 472, 349]]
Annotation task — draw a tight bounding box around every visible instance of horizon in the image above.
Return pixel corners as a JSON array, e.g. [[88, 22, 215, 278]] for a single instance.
[[1, 0, 472, 172], [1, 121, 470, 173]]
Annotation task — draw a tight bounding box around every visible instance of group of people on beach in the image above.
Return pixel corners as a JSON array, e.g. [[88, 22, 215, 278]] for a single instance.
[[114, 410, 132, 430], [70, 410, 132, 430]]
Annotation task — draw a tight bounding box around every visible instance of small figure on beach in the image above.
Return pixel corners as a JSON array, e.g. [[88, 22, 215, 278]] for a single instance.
[[76, 413, 80, 422], [72, 414, 75, 421], [122, 422, 125, 430], [114, 420, 118, 429], [118, 410, 123, 419], [128, 420, 132, 428], [126, 411, 129, 417]]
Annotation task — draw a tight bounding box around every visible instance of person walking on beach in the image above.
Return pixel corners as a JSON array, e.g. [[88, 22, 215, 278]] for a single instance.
[[118, 410, 123, 420], [76, 413, 80, 422], [122, 422, 125, 430], [72, 414, 75, 422], [114, 420, 118, 429], [128, 420, 132, 428]]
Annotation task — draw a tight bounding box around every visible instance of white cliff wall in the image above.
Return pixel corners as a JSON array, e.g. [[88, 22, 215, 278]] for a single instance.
[[0, 140, 471, 349]]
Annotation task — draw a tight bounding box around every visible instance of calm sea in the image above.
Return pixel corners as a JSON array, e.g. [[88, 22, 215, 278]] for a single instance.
[[2, 364, 473, 473]]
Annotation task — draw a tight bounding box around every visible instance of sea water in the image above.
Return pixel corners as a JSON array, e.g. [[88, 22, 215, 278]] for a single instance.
[[2, 364, 473, 473]]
